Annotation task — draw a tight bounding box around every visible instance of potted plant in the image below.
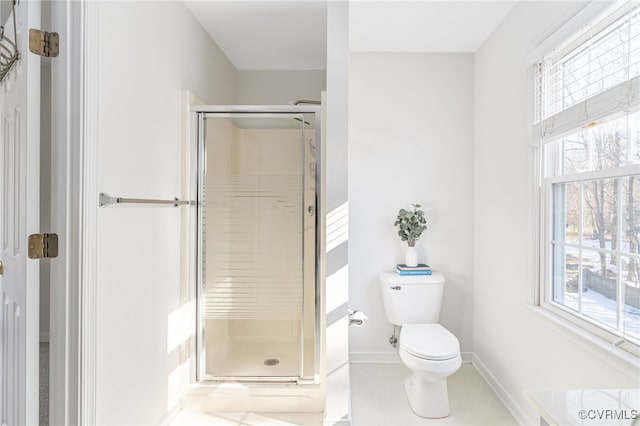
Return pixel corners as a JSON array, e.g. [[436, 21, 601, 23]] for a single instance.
[[394, 204, 427, 267]]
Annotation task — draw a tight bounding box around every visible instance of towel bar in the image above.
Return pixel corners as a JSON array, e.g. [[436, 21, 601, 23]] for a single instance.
[[99, 192, 190, 207]]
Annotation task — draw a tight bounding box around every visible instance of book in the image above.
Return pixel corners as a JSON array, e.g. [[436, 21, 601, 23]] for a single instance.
[[396, 263, 431, 271], [396, 268, 433, 276]]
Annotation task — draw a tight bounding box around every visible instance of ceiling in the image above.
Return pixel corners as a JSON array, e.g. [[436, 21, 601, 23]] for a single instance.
[[183, 1, 517, 71], [184, 1, 328, 70]]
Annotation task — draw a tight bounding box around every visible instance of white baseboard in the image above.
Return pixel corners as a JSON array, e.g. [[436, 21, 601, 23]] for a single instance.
[[471, 353, 535, 426], [324, 418, 351, 426], [40, 332, 50, 343], [159, 403, 182, 426], [349, 351, 474, 364], [349, 351, 400, 364]]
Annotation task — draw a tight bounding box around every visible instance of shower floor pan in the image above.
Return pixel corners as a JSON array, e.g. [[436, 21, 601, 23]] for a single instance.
[[205, 341, 301, 378]]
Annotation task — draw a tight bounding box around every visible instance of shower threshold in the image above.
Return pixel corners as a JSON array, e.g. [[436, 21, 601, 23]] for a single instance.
[[183, 378, 325, 413]]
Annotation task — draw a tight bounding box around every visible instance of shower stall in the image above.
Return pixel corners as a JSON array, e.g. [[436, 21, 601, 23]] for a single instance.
[[187, 105, 324, 412]]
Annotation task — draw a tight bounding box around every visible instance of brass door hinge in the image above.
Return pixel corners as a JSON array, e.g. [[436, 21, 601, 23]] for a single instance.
[[28, 29, 59, 58], [28, 233, 59, 259]]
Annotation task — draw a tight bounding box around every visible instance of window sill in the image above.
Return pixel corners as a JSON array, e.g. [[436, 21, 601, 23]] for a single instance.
[[521, 302, 640, 371]]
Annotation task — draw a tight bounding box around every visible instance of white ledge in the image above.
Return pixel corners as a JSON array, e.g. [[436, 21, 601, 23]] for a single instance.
[[521, 302, 640, 371], [524, 389, 639, 426]]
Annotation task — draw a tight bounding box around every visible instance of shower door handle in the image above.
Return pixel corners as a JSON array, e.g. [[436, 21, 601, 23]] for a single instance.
[[308, 206, 315, 216]]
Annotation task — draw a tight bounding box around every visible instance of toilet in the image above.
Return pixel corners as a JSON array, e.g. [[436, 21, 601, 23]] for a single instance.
[[379, 272, 461, 418]]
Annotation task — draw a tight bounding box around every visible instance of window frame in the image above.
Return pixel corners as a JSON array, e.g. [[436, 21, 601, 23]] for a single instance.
[[540, 162, 640, 356], [533, 2, 640, 358]]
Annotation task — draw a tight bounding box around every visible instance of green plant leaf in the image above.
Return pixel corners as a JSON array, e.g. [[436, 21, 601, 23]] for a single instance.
[[395, 203, 428, 243]]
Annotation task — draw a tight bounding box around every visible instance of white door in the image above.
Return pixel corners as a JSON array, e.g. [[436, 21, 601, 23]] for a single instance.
[[0, 0, 41, 425]]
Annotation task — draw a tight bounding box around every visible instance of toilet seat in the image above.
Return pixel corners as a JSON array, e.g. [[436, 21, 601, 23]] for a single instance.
[[400, 324, 460, 361]]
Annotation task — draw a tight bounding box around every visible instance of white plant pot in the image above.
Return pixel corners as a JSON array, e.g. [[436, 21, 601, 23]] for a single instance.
[[405, 246, 418, 267]]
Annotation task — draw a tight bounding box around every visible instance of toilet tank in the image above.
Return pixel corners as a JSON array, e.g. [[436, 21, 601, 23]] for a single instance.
[[379, 272, 446, 325]]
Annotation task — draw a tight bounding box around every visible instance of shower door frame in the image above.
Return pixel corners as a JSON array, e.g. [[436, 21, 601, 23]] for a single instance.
[[191, 105, 323, 385]]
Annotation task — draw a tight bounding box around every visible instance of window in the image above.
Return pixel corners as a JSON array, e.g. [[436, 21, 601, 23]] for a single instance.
[[534, 2, 640, 354]]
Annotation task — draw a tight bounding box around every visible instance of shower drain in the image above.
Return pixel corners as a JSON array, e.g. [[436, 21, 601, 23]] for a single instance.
[[264, 358, 280, 366]]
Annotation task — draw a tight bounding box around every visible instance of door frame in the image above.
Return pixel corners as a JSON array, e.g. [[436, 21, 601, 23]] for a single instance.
[[49, 0, 98, 423]]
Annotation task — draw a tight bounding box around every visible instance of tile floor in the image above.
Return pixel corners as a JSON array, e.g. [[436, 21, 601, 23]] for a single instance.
[[350, 363, 517, 426], [170, 411, 323, 426], [172, 362, 517, 426]]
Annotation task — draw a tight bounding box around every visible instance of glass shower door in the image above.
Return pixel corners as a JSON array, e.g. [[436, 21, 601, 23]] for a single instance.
[[197, 110, 318, 382]]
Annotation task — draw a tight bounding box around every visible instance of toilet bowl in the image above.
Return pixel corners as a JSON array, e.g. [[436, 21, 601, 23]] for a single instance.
[[378, 272, 461, 418], [398, 324, 461, 418]]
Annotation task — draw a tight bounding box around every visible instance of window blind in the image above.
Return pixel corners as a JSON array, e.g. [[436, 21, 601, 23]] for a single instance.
[[533, 2, 640, 144]]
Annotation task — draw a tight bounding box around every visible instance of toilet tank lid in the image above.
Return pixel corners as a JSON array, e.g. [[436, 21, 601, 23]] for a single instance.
[[379, 271, 445, 285]]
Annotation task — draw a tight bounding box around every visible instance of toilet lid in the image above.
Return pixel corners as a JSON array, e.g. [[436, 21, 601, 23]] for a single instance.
[[400, 324, 460, 361]]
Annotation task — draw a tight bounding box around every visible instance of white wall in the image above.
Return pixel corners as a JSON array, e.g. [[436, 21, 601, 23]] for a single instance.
[[348, 53, 475, 360], [325, 1, 351, 424], [235, 70, 326, 105], [94, 4, 332, 423], [95, 2, 236, 424], [474, 2, 640, 423]]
